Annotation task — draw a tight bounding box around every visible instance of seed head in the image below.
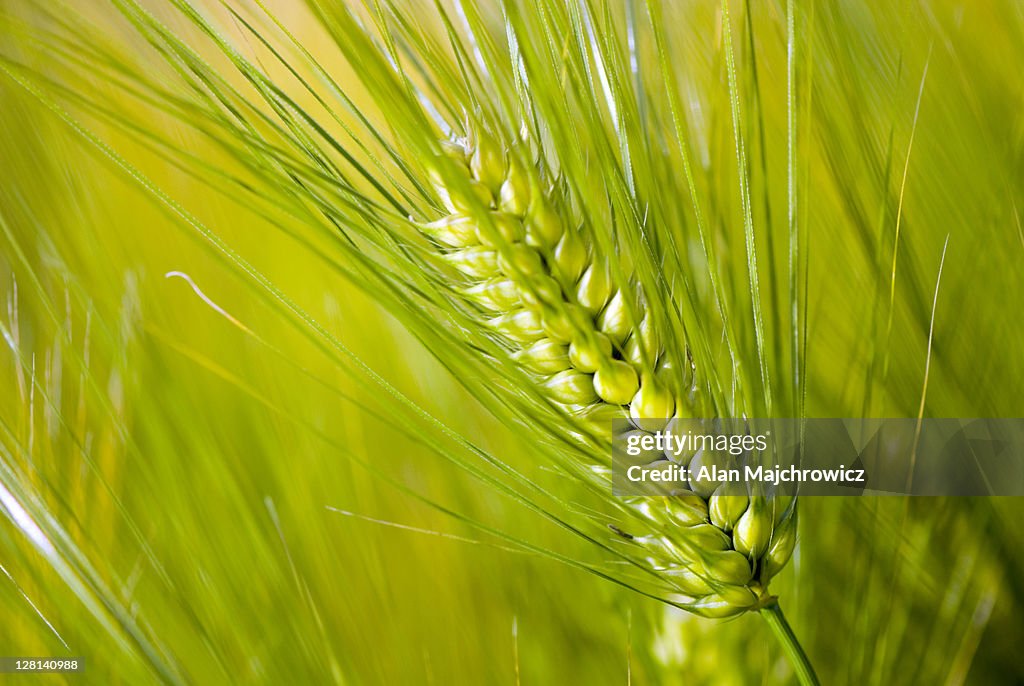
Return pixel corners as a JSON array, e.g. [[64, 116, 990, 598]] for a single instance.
[[424, 132, 796, 615]]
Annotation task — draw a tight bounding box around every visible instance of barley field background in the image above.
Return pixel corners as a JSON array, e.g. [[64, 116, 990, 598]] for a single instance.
[[1, 0, 1023, 684]]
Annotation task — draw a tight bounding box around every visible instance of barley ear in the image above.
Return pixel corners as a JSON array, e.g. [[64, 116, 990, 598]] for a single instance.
[[424, 131, 796, 617]]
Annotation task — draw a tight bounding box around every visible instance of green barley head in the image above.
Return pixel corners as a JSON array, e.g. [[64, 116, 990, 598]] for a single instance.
[[424, 130, 795, 617]]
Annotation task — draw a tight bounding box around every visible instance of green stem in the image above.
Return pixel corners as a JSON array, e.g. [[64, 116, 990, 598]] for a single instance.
[[760, 600, 820, 686]]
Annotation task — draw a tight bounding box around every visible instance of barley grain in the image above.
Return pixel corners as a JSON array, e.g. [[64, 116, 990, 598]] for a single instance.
[[423, 133, 795, 616]]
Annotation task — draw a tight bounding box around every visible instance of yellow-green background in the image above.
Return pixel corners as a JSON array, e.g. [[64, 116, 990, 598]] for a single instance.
[[2, 1, 1023, 683]]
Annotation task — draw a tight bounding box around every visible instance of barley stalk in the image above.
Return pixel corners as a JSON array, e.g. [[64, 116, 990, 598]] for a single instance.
[[422, 132, 798, 619]]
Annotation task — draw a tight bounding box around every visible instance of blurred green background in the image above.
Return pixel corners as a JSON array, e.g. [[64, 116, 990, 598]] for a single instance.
[[2, 0, 1024, 683]]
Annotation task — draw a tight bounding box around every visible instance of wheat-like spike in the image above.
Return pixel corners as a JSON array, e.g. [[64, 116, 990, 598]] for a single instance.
[[422, 133, 795, 617]]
